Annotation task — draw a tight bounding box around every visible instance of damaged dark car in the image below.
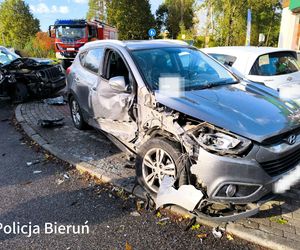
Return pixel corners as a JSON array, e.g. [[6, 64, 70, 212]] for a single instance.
[[66, 40, 300, 221], [0, 46, 66, 102]]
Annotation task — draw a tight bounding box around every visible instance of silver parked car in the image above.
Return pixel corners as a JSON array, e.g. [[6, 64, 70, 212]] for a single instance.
[[67, 40, 300, 221]]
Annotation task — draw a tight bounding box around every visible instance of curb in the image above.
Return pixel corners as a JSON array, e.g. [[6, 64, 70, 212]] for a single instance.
[[15, 104, 297, 250]]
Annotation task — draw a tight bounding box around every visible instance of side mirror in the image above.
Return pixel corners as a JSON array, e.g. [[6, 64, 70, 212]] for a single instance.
[[48, 26, 55, 38], [108, 76, 127, 92]]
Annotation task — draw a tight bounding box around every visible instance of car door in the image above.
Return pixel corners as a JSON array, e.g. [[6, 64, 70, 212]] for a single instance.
[[90, 48, 137, 143], [75, 47, 104, 115]]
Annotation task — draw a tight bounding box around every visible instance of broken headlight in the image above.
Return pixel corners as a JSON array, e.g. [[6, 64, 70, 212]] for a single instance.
[[192, 125, 252, 156]]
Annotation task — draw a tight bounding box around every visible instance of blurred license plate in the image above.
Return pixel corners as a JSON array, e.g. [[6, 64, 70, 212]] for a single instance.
[[273, 165, 300, 193], [66, 48, 75, 51]]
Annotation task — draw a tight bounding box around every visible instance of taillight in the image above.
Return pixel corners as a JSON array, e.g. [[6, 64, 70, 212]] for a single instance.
[[66, 67, 71, 75]]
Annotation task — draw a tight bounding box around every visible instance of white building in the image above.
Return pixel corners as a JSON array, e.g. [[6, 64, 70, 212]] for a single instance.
[[279, 0, 300, 50]]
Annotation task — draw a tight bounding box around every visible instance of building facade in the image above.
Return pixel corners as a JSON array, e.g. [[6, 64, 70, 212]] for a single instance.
[[279, 0, 300, 50]]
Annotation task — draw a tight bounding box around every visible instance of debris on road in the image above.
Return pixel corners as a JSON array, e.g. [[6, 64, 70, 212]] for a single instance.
[[155, 176, 203, 211], [44, 96, 66, 105], [56, 173, 71, 185], [212, 227, 223, 239], [38, 118, 65, 128], [130, 211, 141, 217], [26, 159, 41, 166], [63, 173, 70, 180]]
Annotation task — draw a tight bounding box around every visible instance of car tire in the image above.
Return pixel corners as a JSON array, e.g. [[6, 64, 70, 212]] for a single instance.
[[11, 83, 28, 103], [136, 137, 188, 196], [69, 96, 88, 130]]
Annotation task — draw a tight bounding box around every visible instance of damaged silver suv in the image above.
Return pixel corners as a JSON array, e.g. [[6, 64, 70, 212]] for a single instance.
[[67, 40, 300, 221]]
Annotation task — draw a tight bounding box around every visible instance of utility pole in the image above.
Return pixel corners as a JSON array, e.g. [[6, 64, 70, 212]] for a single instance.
[[180, 0, 184, 23], [205, 4, 212, 47]]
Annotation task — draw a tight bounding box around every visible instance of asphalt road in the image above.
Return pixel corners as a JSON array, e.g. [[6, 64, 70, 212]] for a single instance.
[[0, 102, 262, 250]]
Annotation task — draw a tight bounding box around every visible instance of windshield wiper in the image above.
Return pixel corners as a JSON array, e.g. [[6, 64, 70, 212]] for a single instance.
[[191, 80, 239, 90]]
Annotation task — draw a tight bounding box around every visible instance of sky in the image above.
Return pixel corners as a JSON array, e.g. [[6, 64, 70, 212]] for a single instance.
[[0, 0, 163, 31]]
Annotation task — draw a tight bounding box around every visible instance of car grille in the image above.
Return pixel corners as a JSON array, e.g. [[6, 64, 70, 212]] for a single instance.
[[260, 148, 300, 177], [41, 66, 62, 81]]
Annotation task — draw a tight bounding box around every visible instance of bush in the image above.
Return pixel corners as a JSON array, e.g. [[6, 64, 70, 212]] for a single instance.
[[22, 32, 55, 58]]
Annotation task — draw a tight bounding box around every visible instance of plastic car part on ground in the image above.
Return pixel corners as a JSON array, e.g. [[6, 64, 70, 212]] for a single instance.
[[155, 176, 204, 211], [44, 96, 66, 105], [38, 118, 65, 128]]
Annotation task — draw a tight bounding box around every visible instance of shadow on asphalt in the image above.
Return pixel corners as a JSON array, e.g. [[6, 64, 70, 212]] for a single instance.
[[0, 184, 136, 241]]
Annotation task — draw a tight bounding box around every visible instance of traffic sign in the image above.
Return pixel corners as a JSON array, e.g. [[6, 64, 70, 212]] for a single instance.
[[148, 28, 156, 38]]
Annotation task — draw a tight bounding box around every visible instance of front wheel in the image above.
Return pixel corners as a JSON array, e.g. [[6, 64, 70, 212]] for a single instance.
[[136, 138, 187, 196], [69, 96, 87, 130]]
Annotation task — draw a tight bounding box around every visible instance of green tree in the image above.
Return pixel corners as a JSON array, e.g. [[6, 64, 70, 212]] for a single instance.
[[107, 0, 155, 40], [156, 0, 197, 39], [202, 0, 281, 46], [87, 0, 107, 21], [0, 0, 40, 48]]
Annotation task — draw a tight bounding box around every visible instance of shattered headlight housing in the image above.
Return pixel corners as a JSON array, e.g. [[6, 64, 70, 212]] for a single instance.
[[191, 125, 252, 156]]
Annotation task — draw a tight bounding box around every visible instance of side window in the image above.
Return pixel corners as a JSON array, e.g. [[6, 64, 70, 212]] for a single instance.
[[83, 48, 104, 73], [106, 51, 129, 80], [79, 52, 87, 66], [209, 53, 237, 67], [88, 25, 97, 39], [250, 52, 300, 76]]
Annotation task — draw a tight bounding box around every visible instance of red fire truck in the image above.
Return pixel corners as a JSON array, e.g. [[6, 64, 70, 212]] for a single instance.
[[49, 19, 117, 68]]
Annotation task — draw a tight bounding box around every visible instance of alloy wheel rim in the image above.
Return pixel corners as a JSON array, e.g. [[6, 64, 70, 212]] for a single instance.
[[71, 100, 81, 126], [142, 148, 176, 193]]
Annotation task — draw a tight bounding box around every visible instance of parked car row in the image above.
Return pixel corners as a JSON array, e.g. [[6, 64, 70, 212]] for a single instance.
[[0, 46, 65, 102], [202, 46, 300, 95], [66, 40, 300, 221]]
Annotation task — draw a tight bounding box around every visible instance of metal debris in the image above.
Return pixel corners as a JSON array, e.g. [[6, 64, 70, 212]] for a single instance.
[[33, 170, 42, 174], [38, 118, 65, 128]]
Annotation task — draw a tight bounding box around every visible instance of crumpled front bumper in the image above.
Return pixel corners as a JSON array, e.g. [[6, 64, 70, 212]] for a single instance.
[[190, 145, 284, 204]]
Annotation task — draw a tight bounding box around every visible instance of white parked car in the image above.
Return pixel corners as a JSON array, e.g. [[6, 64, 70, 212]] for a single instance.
[[202, 46, 300, 91]]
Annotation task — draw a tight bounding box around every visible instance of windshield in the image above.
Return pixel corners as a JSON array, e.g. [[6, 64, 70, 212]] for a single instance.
[[55, 25, 86, 39], [131, 47, 237, 91], [250, 51, 300, 76], [0, 47, 20, 66]]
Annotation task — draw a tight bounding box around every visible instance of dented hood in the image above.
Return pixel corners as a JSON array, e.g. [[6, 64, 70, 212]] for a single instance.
[[155, 82, 300, 143], [1, 57, 54, 70]]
